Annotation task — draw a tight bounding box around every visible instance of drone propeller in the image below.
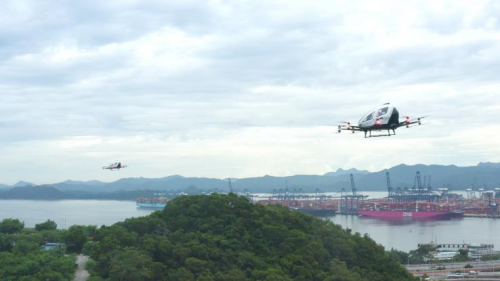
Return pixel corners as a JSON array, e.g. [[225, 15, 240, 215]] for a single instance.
[[415, 116, 430, 124], [338, 123, 356, 133], [338, 122, 353, 131], [404, 115, 429, 127], [405, 115, 429, 119], [406, 122, 428, 129]]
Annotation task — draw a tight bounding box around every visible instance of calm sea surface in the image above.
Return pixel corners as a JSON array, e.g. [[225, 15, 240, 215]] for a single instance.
[[1, 191, 499, 252], [0, 200, 154, 229]]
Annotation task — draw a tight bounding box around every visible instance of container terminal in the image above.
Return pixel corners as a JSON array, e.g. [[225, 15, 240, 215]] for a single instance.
[[135, 172, 500, 218], [257, 172, 500, 219]]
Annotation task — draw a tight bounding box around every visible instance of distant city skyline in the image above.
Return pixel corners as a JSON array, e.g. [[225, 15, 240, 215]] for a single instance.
[[1, 1, 500, 184]]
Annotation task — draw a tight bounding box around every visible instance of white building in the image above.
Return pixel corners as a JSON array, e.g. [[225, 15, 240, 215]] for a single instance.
[[418, 242, 498, 260], [432, 251, 457, 261]]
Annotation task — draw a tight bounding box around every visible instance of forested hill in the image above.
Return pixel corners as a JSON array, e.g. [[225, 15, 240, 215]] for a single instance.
[[0, 185, 68, 200], [85, 194, 414, 281]]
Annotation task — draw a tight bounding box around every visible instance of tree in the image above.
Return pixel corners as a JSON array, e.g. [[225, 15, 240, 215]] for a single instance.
[[66, 225, 87, 252], [0, 218, 24, 234], [387, 248, 409, 264], [82, 241, 101, 256], [168, 267, 195, 281], [481, 253, 500, 261], [0, 239, 76, 280], [35, 219, 57, 231], [185, 257, 207, 276], [13, 240, 39, 255], [108, 248, 153, 281], [409, 244, 434, 263], [0, 234, 13, 252], [87, 194, 415, 281], [454, 249, 470, 262]]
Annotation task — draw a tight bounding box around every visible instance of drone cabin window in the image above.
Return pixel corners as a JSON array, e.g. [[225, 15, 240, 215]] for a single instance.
[[376, 107, 389, 117], [363, 112, 375, 122]]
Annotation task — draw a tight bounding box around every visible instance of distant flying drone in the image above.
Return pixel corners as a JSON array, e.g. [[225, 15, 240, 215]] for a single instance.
[[338, 103, 428, 138], [103, 162, 127, 171]]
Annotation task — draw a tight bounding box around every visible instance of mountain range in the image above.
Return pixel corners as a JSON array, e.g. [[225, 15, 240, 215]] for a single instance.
[[0, 163, 499, 196]]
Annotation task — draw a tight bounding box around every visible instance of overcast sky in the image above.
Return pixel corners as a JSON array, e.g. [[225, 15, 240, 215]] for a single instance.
[[1, 0, 500, 184]]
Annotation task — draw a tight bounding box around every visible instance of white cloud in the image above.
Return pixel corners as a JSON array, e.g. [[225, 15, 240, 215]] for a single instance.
[[1, 0, 500, 184]]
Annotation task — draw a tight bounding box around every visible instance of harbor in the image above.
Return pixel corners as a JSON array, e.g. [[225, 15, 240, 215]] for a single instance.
[[133, 171, 500, 220], [254, 172, 500, 219], [2, 199, 500, 252]]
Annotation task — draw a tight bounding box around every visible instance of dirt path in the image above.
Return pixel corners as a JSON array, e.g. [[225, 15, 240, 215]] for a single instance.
[[73, 255, 90, 281]]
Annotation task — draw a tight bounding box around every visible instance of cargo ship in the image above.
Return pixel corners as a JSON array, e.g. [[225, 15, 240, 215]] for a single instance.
[[136, 197, 168, 209], [258, 199, 337, 216], [358, 201, 464, 219], [292, 207, 336, 216]]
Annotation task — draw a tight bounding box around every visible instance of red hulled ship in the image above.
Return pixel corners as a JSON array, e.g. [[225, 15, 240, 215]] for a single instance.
[[358, 201, 464, 219]]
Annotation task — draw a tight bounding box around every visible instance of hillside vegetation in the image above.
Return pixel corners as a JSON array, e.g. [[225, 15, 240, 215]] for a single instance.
[[85, 194, 415, 281], [0, 219, 77, 281]]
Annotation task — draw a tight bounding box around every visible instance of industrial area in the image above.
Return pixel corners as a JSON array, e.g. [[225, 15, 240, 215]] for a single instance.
[[256, 172, 500, 219]]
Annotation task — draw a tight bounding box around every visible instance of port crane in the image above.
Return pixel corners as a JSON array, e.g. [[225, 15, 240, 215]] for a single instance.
[[389, 171, 438, 202], [350, 174, 357, 196], [337, 103, 428, 138], [466, 177, 477, 199], [340, 174, 367, 214], [387, 172, 394, 197], [228, 178, 234, 193], [416, 171, 423, 195]]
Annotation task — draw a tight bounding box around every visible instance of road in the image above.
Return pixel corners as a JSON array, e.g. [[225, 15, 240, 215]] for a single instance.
[[419, 271, 500, 280], [406, 260, 500, 280], [406, 260, 500, 271], [73, 255, 90, 281]]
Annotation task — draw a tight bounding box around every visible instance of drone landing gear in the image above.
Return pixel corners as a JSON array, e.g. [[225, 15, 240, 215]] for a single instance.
[[365, 129, 396, 138]]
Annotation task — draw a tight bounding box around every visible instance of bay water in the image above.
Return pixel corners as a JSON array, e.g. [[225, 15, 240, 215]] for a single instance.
[[1, 193, 498, 252]]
